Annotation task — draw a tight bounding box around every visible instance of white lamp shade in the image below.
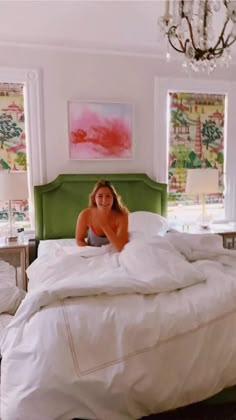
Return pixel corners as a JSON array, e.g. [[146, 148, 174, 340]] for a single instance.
[[0, 171, 28, 200], [185, 168, 219, 194]]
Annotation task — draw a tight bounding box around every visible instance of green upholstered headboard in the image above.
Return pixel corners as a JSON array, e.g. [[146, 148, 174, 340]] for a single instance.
[[34, 173, 167, 240]]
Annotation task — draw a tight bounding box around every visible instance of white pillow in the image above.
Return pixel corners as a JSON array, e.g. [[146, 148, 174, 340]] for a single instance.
[[129, 211, 169, 238], [0, 287, 26, 315]]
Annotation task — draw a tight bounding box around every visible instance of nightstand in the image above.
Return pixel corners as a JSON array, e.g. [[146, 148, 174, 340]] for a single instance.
[[171, 222, 236, 250], [210, 223, 236, 249], [0, 238, 29, 290]]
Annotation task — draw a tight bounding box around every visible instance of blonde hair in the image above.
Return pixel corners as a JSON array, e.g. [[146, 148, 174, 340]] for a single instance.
[[89, 179, 129, 214]]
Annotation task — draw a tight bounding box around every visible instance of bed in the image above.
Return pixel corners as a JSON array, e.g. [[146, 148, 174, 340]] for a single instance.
[[1, 172, 236, 420]]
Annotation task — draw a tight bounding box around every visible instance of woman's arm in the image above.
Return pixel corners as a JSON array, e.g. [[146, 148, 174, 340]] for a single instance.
[[101, 213, 129, 252], [75, 209, 89, 246]]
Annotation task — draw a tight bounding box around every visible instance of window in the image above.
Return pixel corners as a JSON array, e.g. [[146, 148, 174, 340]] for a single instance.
[[167, 91, 225, 225], [0, 83, 29, 231], [0, 68, 44, 235], [154, 77, 234, 223]]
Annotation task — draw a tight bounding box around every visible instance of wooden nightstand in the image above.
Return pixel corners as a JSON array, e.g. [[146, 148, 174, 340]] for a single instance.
[[171, 222, 236, 250], [0, 238, 29, 290], [210, 223, 236, 249]]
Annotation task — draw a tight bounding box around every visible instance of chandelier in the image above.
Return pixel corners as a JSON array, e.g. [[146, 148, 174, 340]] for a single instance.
[[158, 0, 236, 73]]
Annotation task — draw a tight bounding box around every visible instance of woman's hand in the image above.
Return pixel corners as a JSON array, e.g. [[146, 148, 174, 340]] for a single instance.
[[98, 212, 129, 252]]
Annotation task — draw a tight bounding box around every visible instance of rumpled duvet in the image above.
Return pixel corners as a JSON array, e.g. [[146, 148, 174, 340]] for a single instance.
[[0, 261, 26, 316], [1, 232, 236, 420]]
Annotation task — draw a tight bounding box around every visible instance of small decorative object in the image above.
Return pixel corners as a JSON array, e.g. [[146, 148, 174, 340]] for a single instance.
[[17, 227, 25, 243], [68, 101, 133, 160], [158, 0, 236, 73]]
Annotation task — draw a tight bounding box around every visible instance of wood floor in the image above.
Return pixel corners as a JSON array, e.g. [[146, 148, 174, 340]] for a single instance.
[[74, 403, 236, 419], [141, 402, 236, 419]]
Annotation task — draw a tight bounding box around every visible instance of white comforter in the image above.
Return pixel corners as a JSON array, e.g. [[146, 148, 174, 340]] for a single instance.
[[1, 233, 236, 420]]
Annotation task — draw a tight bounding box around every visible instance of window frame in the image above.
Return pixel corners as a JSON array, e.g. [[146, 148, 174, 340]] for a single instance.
[[0, 67, 45, 228], [154, 77, 236, 221]]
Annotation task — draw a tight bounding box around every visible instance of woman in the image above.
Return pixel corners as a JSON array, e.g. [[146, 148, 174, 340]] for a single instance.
[[75, 180, 129, 251]]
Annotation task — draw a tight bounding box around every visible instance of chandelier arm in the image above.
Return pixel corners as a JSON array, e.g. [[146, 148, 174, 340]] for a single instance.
[[211, 36, 226, 57], [223, 0, 228, 8], [222, 0, 236, 49], [167, 26, 186, 53], [203, 0, 208, 50], [212, 36, 233, 58], [213, 47, 225, 58], [185, 15, 198, 51], [223, 34, 236, 48], [212, 17, 229, 51], [159, 0, 235, 72]]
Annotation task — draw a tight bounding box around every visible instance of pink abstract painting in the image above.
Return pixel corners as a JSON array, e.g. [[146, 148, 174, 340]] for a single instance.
[[68, 101, 133, 159]]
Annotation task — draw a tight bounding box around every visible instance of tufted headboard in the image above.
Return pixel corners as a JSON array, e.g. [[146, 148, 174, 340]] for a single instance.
[[34, 173, 167, 240]]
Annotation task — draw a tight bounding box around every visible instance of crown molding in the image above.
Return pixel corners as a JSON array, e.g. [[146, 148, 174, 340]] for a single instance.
[[0, 39, 165, 59], [0, 38, 235, 66]]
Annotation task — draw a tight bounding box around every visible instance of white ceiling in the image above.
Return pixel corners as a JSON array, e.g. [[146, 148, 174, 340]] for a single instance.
[[1, 0, 236, 61], [0, 0, 168, 56]]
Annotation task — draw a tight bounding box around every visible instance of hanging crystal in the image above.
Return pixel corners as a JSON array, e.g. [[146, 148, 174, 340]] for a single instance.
[[158, 0, 236, 73]]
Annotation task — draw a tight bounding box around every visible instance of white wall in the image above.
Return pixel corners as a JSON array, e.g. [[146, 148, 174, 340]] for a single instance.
[[0, 44, 236, 208], [0, 45, 163, 182]]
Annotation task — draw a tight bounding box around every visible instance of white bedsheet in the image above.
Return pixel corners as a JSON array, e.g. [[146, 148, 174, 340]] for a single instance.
[[0, 314, 12, 340], [37, 238, 76, 257], [0, 261, 15, 287], [1, 233, 236, 420]]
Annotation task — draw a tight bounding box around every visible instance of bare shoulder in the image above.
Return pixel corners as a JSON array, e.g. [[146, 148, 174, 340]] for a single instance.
[[78, 208, 91, 221], [116, 211, 128, 224], [121, 211, 128, 220]]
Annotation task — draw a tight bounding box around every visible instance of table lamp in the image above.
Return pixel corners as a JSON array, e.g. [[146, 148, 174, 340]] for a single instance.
[[0, 171, 28, 241], [185, 168, 219, 229]]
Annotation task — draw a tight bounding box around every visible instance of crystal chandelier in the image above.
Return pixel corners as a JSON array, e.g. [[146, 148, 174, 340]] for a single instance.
[[158, 0, 236, 73]]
